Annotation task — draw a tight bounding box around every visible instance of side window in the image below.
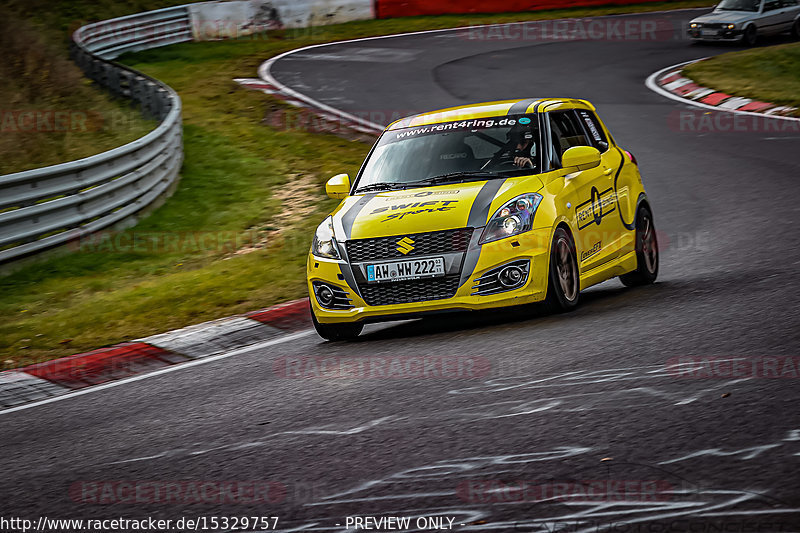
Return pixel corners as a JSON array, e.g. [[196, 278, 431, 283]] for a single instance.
[[764, 0, 781, 10], [782, 0, 798, 6], [577, 110, 610, 152], [548, 111, 590, 168]]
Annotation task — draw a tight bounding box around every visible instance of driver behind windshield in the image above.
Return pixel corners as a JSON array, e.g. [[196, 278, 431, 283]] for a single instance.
[[356, 117, 542, 192], [491, 122, 538, 170]]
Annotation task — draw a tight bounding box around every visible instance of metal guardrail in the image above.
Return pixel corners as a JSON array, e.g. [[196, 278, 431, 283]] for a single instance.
[[0, 7, 190, 264]]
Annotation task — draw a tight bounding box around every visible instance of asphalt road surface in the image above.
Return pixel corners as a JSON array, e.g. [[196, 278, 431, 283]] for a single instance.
[[3, 9, 800, 533]]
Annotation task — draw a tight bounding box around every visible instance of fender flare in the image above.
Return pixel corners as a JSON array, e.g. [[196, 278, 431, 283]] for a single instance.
[[634, 193, 651, 226]]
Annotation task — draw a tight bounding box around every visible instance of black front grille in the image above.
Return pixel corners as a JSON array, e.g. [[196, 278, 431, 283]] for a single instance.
[[346, 228, 473, 262], [359, 276, 461, 306]]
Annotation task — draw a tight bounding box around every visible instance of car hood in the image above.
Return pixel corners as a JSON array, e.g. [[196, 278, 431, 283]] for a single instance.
[[691, 10, 756, 24], [333, 176, 545, 240]]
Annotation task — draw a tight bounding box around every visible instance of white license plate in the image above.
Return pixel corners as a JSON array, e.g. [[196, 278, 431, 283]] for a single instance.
[[367, 257, 445, 283], [701, 29, 718, 36]]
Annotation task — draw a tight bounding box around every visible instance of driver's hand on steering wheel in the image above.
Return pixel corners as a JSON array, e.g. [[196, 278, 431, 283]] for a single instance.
[[514, 156, 533, 168]]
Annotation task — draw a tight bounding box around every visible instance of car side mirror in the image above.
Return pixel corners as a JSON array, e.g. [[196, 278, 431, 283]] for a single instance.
[[326, 174, 351, 199], [562, 146, 602, 172]]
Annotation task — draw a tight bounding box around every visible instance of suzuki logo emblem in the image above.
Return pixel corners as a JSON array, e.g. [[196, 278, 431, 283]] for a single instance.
[[396, 237, 415, 255]]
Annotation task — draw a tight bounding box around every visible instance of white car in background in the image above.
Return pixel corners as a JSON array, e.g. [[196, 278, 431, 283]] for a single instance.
[[688, 0, 800, 45]]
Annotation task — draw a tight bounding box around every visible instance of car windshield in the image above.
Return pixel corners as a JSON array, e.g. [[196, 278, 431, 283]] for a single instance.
[[717, 0, 761, 11], [355, 115, 541, 192]]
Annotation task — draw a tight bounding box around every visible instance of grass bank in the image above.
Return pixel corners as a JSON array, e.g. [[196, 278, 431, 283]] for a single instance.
[[0, 10, 156, 174], [1, 1, 713, 366], [684, 42, 800, 115]]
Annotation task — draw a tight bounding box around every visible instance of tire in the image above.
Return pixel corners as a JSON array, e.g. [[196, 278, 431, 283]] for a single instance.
[[792, 19, 800, 40], [543, 226, 580, 313], [311, 304, 363, 341], [743, 24, 758, 46], [620, 205, 659, 287]]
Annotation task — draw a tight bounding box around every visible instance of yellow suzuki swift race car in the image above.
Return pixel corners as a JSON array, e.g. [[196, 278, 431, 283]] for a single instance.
[[308, 98, 658, 340]]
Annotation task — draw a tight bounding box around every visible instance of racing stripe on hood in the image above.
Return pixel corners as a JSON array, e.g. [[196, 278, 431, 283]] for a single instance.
[[461, 179, 507, 288], [467, 179, 506, 228], [337, 193, 378, 298], [507, 98, 540, 116], [337, 258, 362, 298], [341, 193, 378, 240]]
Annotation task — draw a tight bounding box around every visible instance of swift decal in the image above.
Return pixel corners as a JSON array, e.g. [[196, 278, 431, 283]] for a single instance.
[[370, 200, 460, 222]]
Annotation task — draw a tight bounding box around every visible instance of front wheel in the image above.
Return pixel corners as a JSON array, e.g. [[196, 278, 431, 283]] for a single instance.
[[620, 206, 659, 287], [743, 25, 758, 46], [543, 227, 580, 313], [311, 305, 363, 341], [792, 19, 800, 40]]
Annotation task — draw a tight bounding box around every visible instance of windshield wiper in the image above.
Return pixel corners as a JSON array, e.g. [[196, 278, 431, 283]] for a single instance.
[[356, 172, 504, 193], [355, 182, 409, 193], [405, 171, 503, 186]]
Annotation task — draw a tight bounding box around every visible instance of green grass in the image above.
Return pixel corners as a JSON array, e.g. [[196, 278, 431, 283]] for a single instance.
[[684, 42, 800, 115], [0, 10, 157, 174], [0, 0, 714, 367]]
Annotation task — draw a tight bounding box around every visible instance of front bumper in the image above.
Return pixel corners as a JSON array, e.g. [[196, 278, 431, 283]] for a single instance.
[[687, 28, 743, 41], [308, 227, 552, 324]]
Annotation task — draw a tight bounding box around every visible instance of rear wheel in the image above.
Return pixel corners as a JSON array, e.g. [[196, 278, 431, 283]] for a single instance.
[[543, 227, 580, 313], [311, 304, 363, 341], [743, 24, 758, 46], [620, 205, 659, 287]]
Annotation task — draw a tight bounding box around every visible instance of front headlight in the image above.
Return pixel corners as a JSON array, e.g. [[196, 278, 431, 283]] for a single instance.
[[690, 23, 700, 28], [479, 193, 543, 244], [312, 216, 340, 259], [725, 23, 736, 30]]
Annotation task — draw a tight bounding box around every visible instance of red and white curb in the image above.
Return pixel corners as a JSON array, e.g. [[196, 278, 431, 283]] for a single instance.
[[0, 371, 68, 407], [646, 59, 799, 120], [0, 299, 311, 410], [141, 316, 282, 360]]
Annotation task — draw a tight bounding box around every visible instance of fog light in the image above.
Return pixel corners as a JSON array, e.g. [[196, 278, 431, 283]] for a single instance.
[[498, 266, 524, 287], [316, 285, 334, 306]]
